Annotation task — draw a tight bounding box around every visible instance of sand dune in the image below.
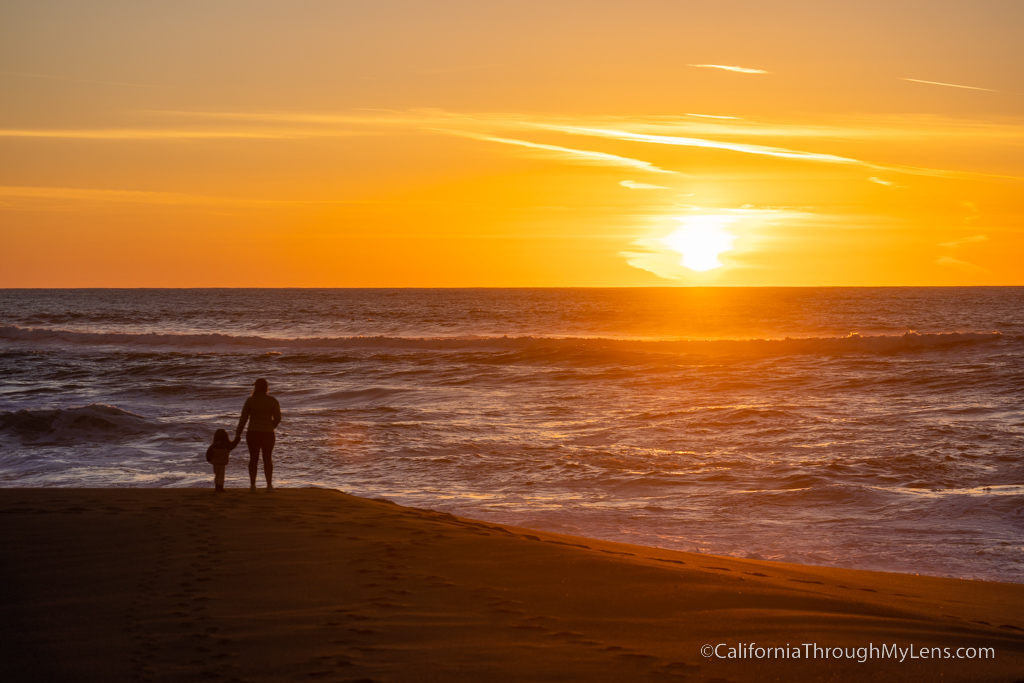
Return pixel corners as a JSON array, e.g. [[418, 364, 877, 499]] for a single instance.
[[2, 488, 1022, 682]]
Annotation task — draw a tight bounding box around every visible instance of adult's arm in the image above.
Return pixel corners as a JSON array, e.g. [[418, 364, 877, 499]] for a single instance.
[[272, 397, 282, 429], [235, 398, 250, 436]]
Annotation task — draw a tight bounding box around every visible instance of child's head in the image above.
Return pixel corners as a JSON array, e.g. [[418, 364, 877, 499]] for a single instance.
[[212, 428, 232, 446]]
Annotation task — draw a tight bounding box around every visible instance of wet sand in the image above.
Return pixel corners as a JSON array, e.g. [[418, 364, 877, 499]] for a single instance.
[[1, 488, 1022, 682]]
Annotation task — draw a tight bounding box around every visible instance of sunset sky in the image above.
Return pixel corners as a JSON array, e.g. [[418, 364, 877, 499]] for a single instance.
[[2, 0, 1022, 286]]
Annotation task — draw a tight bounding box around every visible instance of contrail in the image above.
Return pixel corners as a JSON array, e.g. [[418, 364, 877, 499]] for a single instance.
[[689, 64, 770, 74], [903, 78, 997, 92], [439, 131, 676, 174]]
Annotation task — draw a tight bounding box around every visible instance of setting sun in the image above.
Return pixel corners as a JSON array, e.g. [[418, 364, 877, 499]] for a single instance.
[[3, 4, 1024, 680], [2, 1, 1022, 287], [663, 215, 738, 272]]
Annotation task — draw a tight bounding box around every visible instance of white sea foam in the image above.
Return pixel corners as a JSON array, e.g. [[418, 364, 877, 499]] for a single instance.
[[0, 325, 1006, 355]]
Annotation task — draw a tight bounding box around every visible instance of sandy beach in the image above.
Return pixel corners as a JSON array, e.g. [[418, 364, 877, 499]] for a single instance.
[[2, 488, 1022, 682]]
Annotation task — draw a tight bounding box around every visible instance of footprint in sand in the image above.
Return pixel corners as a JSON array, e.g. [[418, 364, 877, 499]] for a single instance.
[[548, 630, 585, 639], [616, 653, 657, 661], [545, 540, 591, 549], [348, 628, 382, 635], [663, 661, 701, 674]]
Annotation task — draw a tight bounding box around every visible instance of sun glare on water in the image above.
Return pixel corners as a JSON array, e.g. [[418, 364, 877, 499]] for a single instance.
[[663, 215, 738, 272]]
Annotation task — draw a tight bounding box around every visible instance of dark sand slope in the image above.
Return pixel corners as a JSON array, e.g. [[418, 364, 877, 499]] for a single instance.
[[1, 489, 1022, 683]]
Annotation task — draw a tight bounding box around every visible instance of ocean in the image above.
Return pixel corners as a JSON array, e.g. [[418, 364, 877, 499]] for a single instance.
[[1, 288, 1022, 582]]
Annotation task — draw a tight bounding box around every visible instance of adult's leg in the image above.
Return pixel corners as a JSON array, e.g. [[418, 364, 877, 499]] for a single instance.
[[262, 432, 276, 487], [246, 432, 260, 489]]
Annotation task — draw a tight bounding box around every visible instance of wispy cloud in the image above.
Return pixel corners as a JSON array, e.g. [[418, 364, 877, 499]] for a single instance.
[[685, 113, 741, 120], [620, 180, 671, 190], [417, 63, 503, 75], [623, 207, 803, 280], [535, 125, 1023, 180], [0, 70, 156, 88], [689, 64, 770, 74], [149, 109, 1024, 143], [936, 256, 987, 272], [903, 78, 997, 92], [939, 235, 987, 248], [549, 125, 857, 163], [7, 109, 1023, 183], [0, 128, 306, 140], [0, 186, 218, 205], [0, 185, 380, 207], [442, 132, 676, 174], [868, 177, 902, 188]]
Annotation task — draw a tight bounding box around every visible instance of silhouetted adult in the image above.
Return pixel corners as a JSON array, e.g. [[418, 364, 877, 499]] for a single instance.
[[235, 378, 282, 490]]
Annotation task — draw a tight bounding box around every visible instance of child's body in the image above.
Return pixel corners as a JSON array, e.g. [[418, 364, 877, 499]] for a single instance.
[[206, 429, 241, 492]]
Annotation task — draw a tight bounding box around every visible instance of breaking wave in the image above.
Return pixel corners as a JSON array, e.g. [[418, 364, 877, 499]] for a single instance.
[[0, 325, 1006, 356], [0, 404, 157, 445]]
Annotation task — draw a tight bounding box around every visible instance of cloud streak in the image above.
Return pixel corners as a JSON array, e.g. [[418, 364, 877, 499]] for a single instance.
[[620, 180, 672, 190], [685, 113, 741, 120], [936, 256, 987, 272], [903, 78, 997, 92], [689, 64, 771, 74], [939, 235, 987, 248], [128, 109, 1024, 144], [0, 185, 380, 207], [442, 132, 676, 174], [533, 125, 1023, 180], [548, 125, 857, 163], [0, 128, 306, 140], [5, 109, 1022, 183], [0, 186, 219, 205], [868, 177, 901, 188]]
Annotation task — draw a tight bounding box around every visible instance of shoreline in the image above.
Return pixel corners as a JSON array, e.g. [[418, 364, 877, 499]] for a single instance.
[[2, 487, 1023, 682]]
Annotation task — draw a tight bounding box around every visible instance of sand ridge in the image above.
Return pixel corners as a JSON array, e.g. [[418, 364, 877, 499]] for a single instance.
[[1, 488, 1022, 682]]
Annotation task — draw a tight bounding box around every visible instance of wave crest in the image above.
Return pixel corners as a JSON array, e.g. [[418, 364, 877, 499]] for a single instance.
[[0, 404, 155, 445], [0, 325, 1005, 356]]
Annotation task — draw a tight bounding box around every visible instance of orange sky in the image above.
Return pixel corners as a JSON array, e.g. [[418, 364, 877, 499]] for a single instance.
[[2, 0, 1022, 286]]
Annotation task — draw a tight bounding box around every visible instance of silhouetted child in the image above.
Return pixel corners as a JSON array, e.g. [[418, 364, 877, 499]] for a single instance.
[[206, 428, 241, 492]]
